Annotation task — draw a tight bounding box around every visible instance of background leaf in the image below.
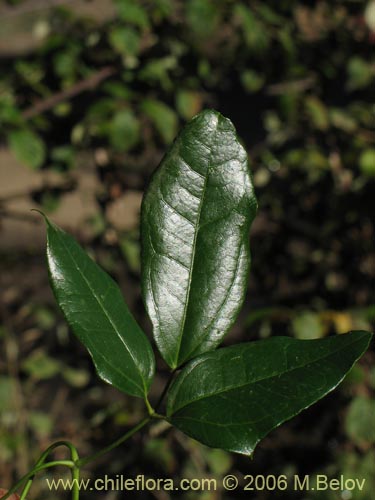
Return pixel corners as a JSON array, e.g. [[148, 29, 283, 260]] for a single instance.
[[109, 109, 140, 152], [359, 149, 375, 177], [109, 26, 141, 57], [141, 110, 257, 368], [141, 99, 178, 144], [345, 396, 375, 445], [167, 331, 372, 455], [186, 0, 219, 39], [291, 311, 325, 339], [114, 0, 150, 30], [45, 217, 155, 399], [176, 90, 203, 120], [8, 129, 46, 170]]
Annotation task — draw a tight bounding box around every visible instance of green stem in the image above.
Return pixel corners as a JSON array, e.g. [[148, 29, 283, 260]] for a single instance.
[[76, 417, 151, 468], [145, 396, 155, 416], [2, 416, 160, 499], [19, 482, 32, 500], [69, 444, 80, 500], [71, 465, 80, 500], [0, 461, 74, 500], [18, 441, 79, 500], [35, 441, 79, 466]]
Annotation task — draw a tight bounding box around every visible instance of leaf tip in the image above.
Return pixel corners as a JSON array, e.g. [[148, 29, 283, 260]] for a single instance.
[[30, 208, 52, 228], [192, 108, 222, 128], [30, 208, 46, 218], [349, 329, 373, 348]]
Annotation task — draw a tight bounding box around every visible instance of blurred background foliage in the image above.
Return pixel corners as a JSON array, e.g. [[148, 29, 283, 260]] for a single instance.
[[0, 0, 374, 498]]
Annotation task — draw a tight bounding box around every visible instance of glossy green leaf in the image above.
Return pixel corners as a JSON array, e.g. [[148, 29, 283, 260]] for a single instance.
[[141, 110, 257, 368], [44, 217, 155, 399], [167, 331, 372, 455]]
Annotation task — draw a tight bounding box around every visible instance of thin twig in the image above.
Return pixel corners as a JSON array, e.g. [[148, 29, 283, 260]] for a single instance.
[[22, 66, 116, 120], [76, 417, 150, 468]]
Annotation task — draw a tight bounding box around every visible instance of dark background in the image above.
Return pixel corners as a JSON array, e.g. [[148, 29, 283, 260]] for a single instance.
[[0, 0, 374, 498]]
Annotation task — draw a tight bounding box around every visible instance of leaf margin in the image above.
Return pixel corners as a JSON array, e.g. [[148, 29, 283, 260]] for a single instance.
[[140, 108, 258, 369], [40, 212, 155, 400], [166, 331, 373, 455]]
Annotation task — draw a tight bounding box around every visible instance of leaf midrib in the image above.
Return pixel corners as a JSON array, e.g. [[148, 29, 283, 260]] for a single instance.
[[170, 334, 366, 414], [172, 128, 216, 367], [52, 225, 146, 396], [182, 239, 246, 363]]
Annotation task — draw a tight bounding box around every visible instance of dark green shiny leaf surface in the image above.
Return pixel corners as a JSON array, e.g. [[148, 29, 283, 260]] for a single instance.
[[167, 331, 372, 455], [141, 110, 257, 368], [45, 218, 155, 399]]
